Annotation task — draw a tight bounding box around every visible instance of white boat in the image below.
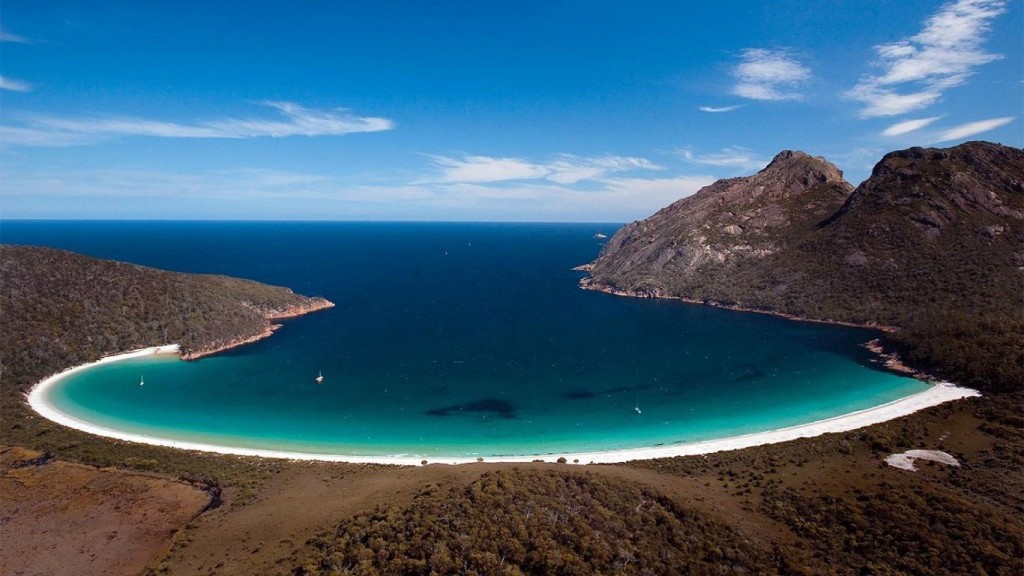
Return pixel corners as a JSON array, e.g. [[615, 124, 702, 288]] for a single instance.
[[315, 370, 324, 384], [139, 375, 144, 386], [634, 397, 641, 414]]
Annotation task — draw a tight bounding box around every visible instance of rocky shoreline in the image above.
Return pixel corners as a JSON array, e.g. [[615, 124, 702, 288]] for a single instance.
[[263, 297, 336, 320], [863, 338, 919, 376], [182, 297, 335, 360], [575, 275, 932, 381], [578, 276, 895, 331]]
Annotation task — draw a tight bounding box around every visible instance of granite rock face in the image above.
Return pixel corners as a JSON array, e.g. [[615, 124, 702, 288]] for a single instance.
[[821, 141, 1024, 260], [587, 141, 1023, 310], [589, 150, 853, 297], [582, 141, 1024, 391]]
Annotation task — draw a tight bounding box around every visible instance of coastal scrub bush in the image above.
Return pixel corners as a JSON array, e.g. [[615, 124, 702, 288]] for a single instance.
[[302, 468, 778, 575]]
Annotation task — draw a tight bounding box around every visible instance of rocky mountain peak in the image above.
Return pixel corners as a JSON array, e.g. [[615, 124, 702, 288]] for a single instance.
[[588, 150, 855, 295], [754, 150, 848, 195], [766, 149, 811, 166], [829, 141, 1024, 232]]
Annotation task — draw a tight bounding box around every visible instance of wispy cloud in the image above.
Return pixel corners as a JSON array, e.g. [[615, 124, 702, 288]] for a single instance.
[[3, 165, 714, 221], [597, 175, 716, 205], [1, 101, 394, 146], [848, 0, 1006, 117], [425, 153, 661, 185], [0, 126, 94, 147], [1, 28, 34, 94], [680, 146, 768, 171], [699, 105, 742, 113], [0, 26, 30, 44], [936, 116, 1014, 141], [881, 116, 941, 136], [731, 49, 810, 101], [0, 75, 32, 92], [546, 154, 661, 184], [2, 168, 441, 203], [355, 174, 714, 221], [427, 155, 548, 183]]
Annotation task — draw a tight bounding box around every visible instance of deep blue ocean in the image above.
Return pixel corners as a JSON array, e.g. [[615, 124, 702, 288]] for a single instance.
[[3, 221, 927, 458]]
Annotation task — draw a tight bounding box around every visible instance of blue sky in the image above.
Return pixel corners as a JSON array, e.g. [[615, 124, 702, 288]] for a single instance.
[[1, 1, 1021, 221]]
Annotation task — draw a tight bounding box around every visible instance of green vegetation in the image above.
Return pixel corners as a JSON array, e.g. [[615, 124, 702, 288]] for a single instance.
[[628, 391, 1024, 576], [1, 172, 1021, 575], [300, 391, 1024, 575], [301, 468, 777, 575], [1, 245, 327, 387], [0, 244, 330, 499], [762, 482, 1021, 575]]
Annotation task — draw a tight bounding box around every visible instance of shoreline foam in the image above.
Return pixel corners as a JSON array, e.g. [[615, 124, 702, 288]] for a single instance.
[[27, 345, 980, 466]]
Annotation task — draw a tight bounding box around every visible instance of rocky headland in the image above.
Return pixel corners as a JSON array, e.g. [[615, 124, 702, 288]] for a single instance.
[[588, 149, 853, 295], [582, 141, 1023, 392], [0, 245, 335, 379], [180, 297, 336, 360]]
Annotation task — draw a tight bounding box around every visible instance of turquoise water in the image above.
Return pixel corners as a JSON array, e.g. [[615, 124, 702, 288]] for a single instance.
[[7, 221, 928, 458]]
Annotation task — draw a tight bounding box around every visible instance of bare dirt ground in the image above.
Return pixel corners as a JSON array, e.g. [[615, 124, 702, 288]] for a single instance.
[[160, 462, 492, 576], [0, 445, 211, 576]]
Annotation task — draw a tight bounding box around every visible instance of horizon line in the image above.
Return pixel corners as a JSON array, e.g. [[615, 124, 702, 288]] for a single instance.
[[0, 218, 629, 225]]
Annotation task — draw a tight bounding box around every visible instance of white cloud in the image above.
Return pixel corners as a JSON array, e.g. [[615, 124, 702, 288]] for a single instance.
[[0, 126, 95, 147], [546, 154, 660, 184], [2, 165, 714, 221], [0, 27, 30, 44], [699, 105, 742, 113], [0, 76, 32, 92], [425, 153, 661, 184], [680, 146, 768, 171], [731, 49, 810, 101], [1, 101, 394, 146], [848, 0, 1006, 117], [427, 155, 548, 183], [3, 168, 434, 204], [881, 116, 942, 136], [207, 101, 392, 137], [598, 175, 716, 205], [936, 116, 1014, 141], [422, 175, 715, 220]]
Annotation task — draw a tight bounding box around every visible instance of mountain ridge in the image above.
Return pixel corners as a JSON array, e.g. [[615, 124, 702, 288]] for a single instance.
[[584, 141, 1023, 392], [590, 149, 853, 297]]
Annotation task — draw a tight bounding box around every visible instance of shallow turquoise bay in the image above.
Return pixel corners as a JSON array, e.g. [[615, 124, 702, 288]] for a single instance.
[[12, 221, 928, 458]]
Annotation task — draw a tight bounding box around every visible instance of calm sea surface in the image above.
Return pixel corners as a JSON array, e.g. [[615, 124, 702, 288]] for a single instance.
[[3, 221, 927, 457]]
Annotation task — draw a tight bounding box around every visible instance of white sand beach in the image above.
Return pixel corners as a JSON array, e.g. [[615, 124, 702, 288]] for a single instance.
[[28, 345, 981, 466]]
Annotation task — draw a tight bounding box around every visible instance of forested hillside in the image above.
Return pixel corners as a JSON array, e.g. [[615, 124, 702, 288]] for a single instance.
[[1, 244, 332, 403]]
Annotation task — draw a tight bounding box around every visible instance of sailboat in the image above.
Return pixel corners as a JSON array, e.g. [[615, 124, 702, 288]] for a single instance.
[[315, 370, 324, 384]]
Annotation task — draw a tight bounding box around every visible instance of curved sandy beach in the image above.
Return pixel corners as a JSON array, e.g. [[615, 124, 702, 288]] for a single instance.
[[27, 345, 981, 466]]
